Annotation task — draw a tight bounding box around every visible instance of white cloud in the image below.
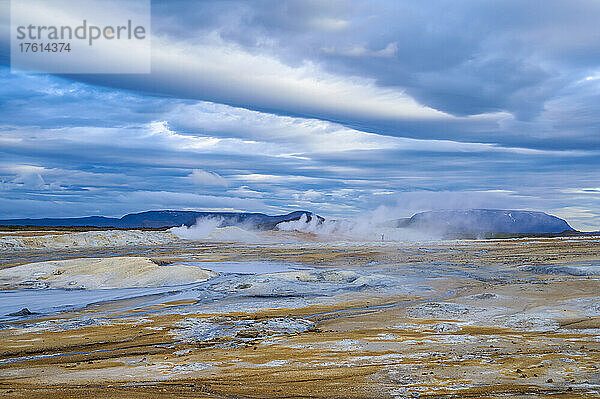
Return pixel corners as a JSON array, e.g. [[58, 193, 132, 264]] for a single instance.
[[166, 102, 591, 157], [148, 121, 221, 150], [188, 169, 228, 187], [227, 186, 264, 198], [230, 173, 323, 184], [118, 34, 450, 122], [322, 42, 398, 58], [294, 189, 322, 201], [308, 17, 350, 31]]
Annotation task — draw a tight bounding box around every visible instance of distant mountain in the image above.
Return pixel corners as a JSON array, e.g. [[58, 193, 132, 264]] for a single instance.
[[0, 210, 322, 230], [0, 209, 583, 238], [391, 209, 575, 237]]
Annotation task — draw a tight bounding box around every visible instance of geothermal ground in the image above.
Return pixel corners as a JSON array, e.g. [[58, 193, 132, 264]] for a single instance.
[[1, 230, 600, 398]]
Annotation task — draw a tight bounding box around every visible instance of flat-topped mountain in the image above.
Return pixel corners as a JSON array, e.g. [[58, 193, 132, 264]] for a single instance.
[[0, 210, 322, 230], [393, 209, 575, 237]]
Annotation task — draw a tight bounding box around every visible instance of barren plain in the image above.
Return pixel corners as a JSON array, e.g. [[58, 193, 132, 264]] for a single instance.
[[1, 231, 599, 398]]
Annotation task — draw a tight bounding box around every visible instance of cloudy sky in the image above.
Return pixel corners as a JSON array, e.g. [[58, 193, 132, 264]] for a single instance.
[[1, 0, 600, 230]]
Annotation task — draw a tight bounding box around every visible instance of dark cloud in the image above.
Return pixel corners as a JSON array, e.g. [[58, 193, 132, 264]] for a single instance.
[[148, 0, 600, 121], [0, 0, 589, 150]]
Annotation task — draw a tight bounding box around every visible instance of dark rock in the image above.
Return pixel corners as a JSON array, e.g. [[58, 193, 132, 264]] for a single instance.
[[472, 293, 497, 300], [7, 307, 37, 316], [236, 330, 261, 339]]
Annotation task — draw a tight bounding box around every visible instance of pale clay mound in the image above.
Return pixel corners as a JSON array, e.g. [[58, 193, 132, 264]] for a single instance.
[[0, 230, 179, 250], [1, 227, 266, 249], [0, 257, 216, 289]]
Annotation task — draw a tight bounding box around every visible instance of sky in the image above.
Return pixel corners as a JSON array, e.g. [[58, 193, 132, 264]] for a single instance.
[[1, 0, 600, 230]]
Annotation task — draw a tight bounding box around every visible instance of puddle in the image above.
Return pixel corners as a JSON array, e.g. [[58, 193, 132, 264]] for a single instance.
[[177, 261, 313, 274], [0, 285, 191, 322], [522, 262, 600, 276]]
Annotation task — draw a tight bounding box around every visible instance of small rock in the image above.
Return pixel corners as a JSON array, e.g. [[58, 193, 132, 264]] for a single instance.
[[472, 293, 497, 300], [7, 308, 37, 317], [236, 330, 261, 339]]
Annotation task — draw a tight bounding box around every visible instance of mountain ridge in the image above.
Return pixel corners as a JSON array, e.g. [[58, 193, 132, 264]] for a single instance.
[[0, 208, 590, 237], [0, 210, 321, 230]]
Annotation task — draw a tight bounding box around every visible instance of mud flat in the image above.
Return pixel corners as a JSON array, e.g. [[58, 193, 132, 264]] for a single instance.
[[0, 233, 599, 398]]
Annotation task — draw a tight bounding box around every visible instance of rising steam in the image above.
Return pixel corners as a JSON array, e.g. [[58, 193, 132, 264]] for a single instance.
[[169, 217, 223, 240], [276, 213, 439, 241], [169, 217, 264, 242]]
